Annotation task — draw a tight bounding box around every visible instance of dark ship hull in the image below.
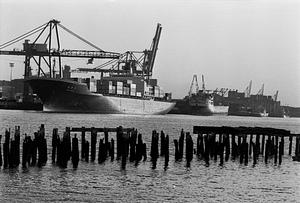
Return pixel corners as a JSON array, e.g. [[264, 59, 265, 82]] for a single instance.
[[27, 78, 175, 114], [169, 99, 213, 115]]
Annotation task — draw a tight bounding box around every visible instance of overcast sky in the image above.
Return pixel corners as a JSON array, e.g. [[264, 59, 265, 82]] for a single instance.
[[0, 0, 299, 106]]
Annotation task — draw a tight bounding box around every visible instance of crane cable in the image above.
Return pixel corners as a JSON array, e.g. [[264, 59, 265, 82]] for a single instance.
[[0, 22, 48, 50], [58, 23, 104, 52]]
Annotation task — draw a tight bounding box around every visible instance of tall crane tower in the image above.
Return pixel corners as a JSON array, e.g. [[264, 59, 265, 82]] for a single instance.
[[188, 74, 200, 97], [0, 19, 120, 101]]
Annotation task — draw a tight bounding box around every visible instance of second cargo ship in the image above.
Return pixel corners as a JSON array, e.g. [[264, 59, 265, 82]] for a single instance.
[[27, 23, 175, 114]]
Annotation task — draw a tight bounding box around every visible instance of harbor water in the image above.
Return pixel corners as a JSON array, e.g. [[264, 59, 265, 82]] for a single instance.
[[0, 110, 300, 202]]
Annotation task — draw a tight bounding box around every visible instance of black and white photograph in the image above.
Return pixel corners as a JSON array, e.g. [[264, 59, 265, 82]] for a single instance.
[[0, 0, 299, 202]]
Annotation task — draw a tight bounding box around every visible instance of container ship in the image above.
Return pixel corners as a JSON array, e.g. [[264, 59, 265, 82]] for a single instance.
[[169, 75, 214, 115], [25, 23, 175, 114], [213, 81, 286, 117]]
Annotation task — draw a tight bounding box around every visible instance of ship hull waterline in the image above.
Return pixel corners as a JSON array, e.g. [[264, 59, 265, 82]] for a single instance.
[[27, 78, 176, 115]]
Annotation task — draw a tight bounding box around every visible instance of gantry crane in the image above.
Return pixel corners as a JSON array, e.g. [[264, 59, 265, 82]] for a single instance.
[[0, 19, 120, 101]]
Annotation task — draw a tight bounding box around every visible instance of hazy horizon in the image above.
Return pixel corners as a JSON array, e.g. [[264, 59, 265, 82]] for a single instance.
[[0, 0, 299, 106]]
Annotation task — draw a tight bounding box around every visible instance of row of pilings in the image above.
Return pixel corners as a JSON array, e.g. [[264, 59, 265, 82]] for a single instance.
[[0, 125, 299, 170]]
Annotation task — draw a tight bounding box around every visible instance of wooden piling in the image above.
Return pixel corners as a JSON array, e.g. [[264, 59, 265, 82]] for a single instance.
[[185, 132, 193, 166], [289, 135, 293, 156], [249, 134, 253, 156], [14, 126, 20, 167], [71, 134, 79, 168], [281, 136, 284, 155], [90, 127, 97, 162], [231, 134, 237, 159], [31, 132, 38, 166], [52, 128, 58, 163], [261, 135, 265, 155], [174, 139, 179, 161], [116, 126, 122, 160], [164, 135, 169, 169], [3, 130, 10, 168], [253, 142, 257, 166], [219, 134, 224, 166], [160, 131, 165, 156], [110, 138, 114, 161], [225, 134, 230, 162], [85, 141, 89, 162], [98, 138, 105, 163], [81, 127, 86, 160], [150, 130, 159, 169], [204, 134, 210, 165], [279, 140, 283, 165], [129, 130, 137, 162], [264, 136, 269, 164], [135, 133, 143, 163], [22, 135, 29, 168], [274, 135, 278, 164], [179, 129, 184, 159], [0, 135, 2, 167], [121, 132, 130, 169], [245, 142, 249, 165], [255, 134, 260, 156]]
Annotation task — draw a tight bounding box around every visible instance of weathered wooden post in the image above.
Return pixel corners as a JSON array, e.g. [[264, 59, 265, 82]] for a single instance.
[[274, 135, 279, 164], [31, 132, 38, 166], [116, 126, 123, 160], [15, 126, 20, 167], [179, 129, 184, 160], [110, 138, 114, 161], [185, 132, 193, 167], [261, 135, 265, 155], [174, 139, 179, 161], [72, 134, 79, 168], [249, 134, 253, 156], [98, 138, 105, 163], [289, 134, 293, 156], [225, 134, 230, 161], [204, 134, 210, 166], [104, 129, 110, 156], [253, 142, 257, 166], [129, 130, 137, 162], [245, 141, 249, 165], [0, 135, 2, 167], [279, 138, 283, 165], [136, 133, 143, 163], [52, 128, 58, 163], [85, 140, 89, 162], [22, 135, 28, 168], [281, 136, 284, 155], [237, 135, 241, 156], [90, 127, 97, 162], [255, 134, 260, 156], [219, 134, 224, 166], [264, 135, 270, 164], [81, 127, 86, 160], [121, 132, 130, 169], [240, 135, 245, 164], [150, 130, 159, 169], [3, 130, 10, 168], [160, 130, 165, 156], [164, 135, 169, 169]]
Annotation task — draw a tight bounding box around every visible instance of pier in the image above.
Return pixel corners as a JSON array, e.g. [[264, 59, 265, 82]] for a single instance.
[[0, 124, 299, 171]]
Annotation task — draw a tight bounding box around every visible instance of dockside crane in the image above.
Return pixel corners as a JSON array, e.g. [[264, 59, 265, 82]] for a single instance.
[[189, 74, 200, 97], [0, 19, 120, 101], [77, 23, 162, 82], [257, 84, 264, 95], [244, 80, 252, 98]]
